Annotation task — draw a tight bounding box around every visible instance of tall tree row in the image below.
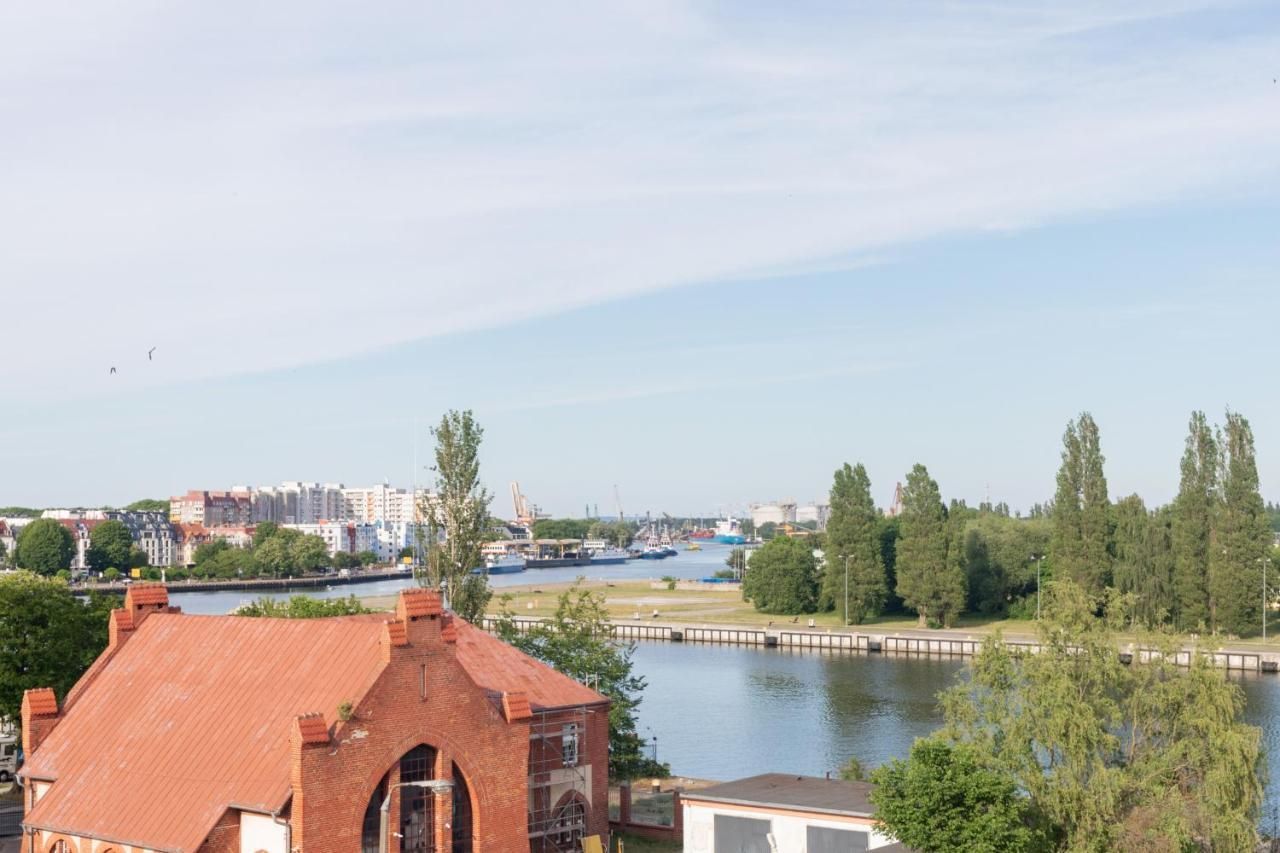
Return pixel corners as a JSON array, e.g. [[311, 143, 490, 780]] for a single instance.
[[895, 465, 965, 628], [823, 463, 887, 624], [1172, 411, 1216, 631], [1209, 411, 1271, 636], [1050, 412, 1112, 595]]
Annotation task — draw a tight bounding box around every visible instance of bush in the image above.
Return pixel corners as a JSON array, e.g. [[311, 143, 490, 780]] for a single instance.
[[661, 575, 677, 590], [102, 568, 121, 582]]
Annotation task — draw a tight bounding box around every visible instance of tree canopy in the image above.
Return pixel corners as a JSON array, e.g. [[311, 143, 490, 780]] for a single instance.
[[823, 463, 886, 624], [532, 518, 592, 540], [741, 536, 819, 614], [87, 519, 134, 572], [494, 580, 668, 780], [936, 581, 1262, 851], [237, 594, 370, 618], [895, 464, 964, 627], [123, 499, 169, 512], [0, 572, 115, 725], [15, 519, 75, 575]]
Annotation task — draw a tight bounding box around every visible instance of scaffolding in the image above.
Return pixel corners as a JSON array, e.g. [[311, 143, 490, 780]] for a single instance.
[[527, 706, 592, 853]]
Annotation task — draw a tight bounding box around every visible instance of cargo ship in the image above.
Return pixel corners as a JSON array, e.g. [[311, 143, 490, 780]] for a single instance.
[[711, 518, 746, 545]]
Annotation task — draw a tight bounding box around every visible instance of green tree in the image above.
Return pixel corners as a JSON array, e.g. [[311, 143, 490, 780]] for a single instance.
[[419, 410, 493, 622], [0, 507, 40, 518], [0, 539, 7, 567], [255, 528, 302, 578], [823, 463, 887, 624], [1111, 495, 1173, 626], [895, 465, 963, 627], [871, 738, 1042, 853], [531, 519, 591, 540], [123, 499, 168, 512], [741, 536, 818, 614], [87, 520, 134, 572], [1172, 411, 1216, 632], [332, 552, 358, 570], [494, 581, 668, 780], [237, 594, 370, 618], [193, 538, 230, 567], [1209, 411, 1271, 636], [0, 572, 116, 725], [15, 519, 76, 575], [1050, 413, 1111, 595], [940, 581, 1262, 851], [355, 549, 379, 566], [290, 534, 329, 574], [252, 520, 280, 547]]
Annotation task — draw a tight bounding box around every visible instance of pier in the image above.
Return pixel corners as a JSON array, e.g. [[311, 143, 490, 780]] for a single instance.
[[480, 615, 1280, 673]]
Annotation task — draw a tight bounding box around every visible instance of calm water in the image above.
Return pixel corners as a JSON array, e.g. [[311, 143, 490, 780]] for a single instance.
[[629, 642, 1280, 835], [165, 543, 1280, 834]]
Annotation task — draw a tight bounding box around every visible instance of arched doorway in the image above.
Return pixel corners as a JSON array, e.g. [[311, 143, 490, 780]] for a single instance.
[[361, 775, 388, 853]]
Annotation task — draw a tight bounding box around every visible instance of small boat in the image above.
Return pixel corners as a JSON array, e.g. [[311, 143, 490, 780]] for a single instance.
[[662, 546, 678, 558], [686, 542, 702, 551], [638, 548, 668, 560]]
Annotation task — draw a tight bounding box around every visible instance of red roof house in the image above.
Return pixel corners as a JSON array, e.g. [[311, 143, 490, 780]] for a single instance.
[[21, 585, 609, 853]]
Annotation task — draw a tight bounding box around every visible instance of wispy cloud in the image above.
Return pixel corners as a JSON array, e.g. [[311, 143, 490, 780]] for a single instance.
[[1, 0, 1277, 398]]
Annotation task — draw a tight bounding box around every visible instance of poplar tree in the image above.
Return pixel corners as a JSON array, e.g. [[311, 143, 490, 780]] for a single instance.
[[1208, 411, 1270, 637], [1050, 413, 1111, 595], [1172, 411, 1216, 632], [823, 463, 886, 624], [1111, 495, 1173, 626], [419, 410, 493, 622], [895, 464, 963, 627]]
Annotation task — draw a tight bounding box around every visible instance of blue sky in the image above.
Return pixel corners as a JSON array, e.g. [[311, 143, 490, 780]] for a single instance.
[[2, 1, 1279, 515]]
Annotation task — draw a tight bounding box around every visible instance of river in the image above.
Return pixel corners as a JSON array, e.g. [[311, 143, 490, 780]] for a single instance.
[[164, 544, 1280, 835]]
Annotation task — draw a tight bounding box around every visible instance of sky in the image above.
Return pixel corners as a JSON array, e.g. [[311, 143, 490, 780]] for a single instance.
[[1, 0, 1279, 516]]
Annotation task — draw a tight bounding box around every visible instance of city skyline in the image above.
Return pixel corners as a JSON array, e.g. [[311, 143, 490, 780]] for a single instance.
[[2, 1, 1279, 515]]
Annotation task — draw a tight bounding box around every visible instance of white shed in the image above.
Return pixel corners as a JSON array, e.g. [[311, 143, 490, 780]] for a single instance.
[[681, 774, 911, 853]]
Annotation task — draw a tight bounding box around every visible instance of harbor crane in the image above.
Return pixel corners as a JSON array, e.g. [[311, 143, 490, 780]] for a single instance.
[[510, 482, 537, 526]]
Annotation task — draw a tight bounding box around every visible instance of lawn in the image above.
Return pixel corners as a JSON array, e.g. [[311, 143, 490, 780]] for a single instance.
[[612, 833, 681, 852]]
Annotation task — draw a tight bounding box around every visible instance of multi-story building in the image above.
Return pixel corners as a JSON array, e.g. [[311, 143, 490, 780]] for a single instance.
[[343, 484, 430, 526], [0, 519, 25, 564], [282, 521, 380, 558], [175, 524, 253, 566], [20, 586, 610, 852], [106, 510, 177, 568], [795, 502, 830, 530], [170, 490, 253, 527]]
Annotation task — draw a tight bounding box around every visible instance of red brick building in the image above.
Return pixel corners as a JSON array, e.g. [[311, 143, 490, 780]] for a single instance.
[[20, 585, 610, 852]]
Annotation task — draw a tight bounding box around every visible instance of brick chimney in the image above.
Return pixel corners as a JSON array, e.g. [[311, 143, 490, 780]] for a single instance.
[[396, 589, 444, 648], [21, 688, 60, 753], [108, 583, 177, 651]]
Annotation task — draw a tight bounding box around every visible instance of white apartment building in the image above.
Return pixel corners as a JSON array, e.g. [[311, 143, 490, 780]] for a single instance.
[[342, 484, 429, 526], [282, 521, 380, 557]]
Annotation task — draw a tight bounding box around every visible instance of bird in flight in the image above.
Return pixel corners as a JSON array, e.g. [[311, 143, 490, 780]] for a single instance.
[[148, 346, 156, 361], [109, 366, 117, 375]]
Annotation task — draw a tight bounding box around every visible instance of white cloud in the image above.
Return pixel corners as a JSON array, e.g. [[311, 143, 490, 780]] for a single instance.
[[1, 0, 1277, 398]]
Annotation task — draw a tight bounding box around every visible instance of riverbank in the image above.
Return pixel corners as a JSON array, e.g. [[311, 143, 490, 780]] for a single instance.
[[358, 577, 1280, 671], [79, 567, 411, 595]]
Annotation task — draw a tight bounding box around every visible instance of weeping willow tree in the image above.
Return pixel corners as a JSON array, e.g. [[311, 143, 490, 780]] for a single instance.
[[935, 581, 1262, 852]]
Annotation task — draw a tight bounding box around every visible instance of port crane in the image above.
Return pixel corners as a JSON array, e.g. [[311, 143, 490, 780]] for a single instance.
[[510, 482, 538, 526]]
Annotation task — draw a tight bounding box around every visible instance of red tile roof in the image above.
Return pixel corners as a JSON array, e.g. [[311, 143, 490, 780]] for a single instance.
[[294, 713, 330, 745], [126, 583, 169, 607], [502, 691, 533, 722], [451, 619, 607, 712], [23, 613, 386, 852], [23, 600, 607, 852], [399, 588, 443, 619], [23, 688, 58, 717]]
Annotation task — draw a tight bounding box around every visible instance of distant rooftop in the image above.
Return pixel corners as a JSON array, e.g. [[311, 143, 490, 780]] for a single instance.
[[683, 773, 877, 818]]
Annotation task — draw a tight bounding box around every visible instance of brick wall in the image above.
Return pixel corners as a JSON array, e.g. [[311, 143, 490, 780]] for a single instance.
[[197, 809, 241, 853], [289, 608, 537, 852]]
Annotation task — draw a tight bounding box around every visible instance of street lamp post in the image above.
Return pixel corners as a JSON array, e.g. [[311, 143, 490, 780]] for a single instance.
[[1263, 557, 1270, 643], [380, 779, 454, 853]]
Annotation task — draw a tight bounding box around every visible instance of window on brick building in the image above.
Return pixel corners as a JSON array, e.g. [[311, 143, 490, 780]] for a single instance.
[[361, 777, 388, 853], [452, 762, 473, 853], [400, 744, 437, 852], [561, 724, 579, 767]]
